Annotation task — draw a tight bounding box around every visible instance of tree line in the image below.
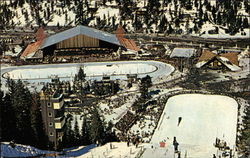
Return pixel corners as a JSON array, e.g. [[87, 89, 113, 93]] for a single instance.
[[0, 79, 48, 149], [59, 108, 118, 149], [0, 0, 248, 35], [239, 101, 250, 157]]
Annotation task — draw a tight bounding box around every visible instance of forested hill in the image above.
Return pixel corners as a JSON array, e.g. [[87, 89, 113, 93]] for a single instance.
[[0, 0, 249, 36]]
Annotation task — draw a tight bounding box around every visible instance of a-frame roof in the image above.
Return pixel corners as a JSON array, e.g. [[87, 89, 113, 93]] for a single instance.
[[220, 52, 239, 66], [41, 25, 121, 49], [196, 49, 241, 71], [198, 49, 217, 62]]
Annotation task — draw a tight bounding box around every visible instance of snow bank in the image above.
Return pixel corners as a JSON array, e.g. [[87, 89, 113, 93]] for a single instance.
[[0, 142, 96, 158], [0, 142, 55, 157]]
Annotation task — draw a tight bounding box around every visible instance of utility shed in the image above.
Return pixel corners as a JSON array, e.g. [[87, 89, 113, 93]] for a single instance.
[[169, 48, 197, 72]]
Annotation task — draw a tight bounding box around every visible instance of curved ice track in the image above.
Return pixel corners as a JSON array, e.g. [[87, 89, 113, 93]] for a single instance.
[[1, 61, 174, 83]]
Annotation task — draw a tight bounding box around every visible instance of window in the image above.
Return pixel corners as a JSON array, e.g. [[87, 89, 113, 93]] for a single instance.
[[49, 122, 53, 127], [49, 132, 53, 136], [58, 135, 63, 141], [48, 112, 52, 117], [47, 102, 51, 107]]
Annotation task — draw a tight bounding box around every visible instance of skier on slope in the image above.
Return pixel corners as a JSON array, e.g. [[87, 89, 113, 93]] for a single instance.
[[173, 137, 179, 153], [178, 117, 182, 126]]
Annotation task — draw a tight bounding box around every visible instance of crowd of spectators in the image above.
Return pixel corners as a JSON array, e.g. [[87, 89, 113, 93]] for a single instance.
[[115, 111, 137, 132]]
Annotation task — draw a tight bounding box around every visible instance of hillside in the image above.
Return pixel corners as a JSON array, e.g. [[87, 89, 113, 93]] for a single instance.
[[0, 0, 249, 38]]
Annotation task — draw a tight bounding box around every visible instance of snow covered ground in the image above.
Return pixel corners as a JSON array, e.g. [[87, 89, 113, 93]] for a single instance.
[[4, 0, 249, 39], [0, 142, 96, 157], [77, 142, 143, 158], [0, 142, 143, 158], [192, 22, 250, 39], [142, 94, 238, 158], [1, 60, 174, 83]]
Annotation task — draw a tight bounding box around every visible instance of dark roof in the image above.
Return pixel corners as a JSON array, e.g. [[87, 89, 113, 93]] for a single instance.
[[220, 52, 239, 66], [196, 50, 241, 71], [198, 49, 217, 62], [41, 25, 121, 49], [198, 50, 239, 66]]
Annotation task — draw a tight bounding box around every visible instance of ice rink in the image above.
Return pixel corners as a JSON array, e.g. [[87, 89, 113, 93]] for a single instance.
[[1, 61, 174, 82], [142, 94, 238, 158]]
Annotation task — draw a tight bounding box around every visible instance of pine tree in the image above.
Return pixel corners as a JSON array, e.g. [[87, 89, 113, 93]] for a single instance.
[[239, 105, 250, 156], [185, 20, 190, 34], [104, 121, 118, 143], [77, 67, 86, 81], [89, 108, 105, 145], [14, 80, 34, 145], [140, 75, 152, 99], [4, 79, 47, 148], [61, 116, 74, 148], [75, 1, 87, 25], [217, 12, 222, 25], [73, 116, 81, 145], [167, 24, 173, 34], [159, 15, 168, 33], [0, 91, 16, 142], [30, 93, 48, 149], [120, 0, 134, 20], [243, 17, 249, 28], [146, 0, 161, 24], [81, 117, 90, 145], [147, 0, 161, 15]]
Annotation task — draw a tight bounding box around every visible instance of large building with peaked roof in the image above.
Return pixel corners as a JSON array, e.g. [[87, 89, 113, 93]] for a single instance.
[[21, 25, 139, 60]]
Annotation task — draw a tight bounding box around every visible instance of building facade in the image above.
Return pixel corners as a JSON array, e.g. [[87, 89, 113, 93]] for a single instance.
[[40, 90, 66, 149]]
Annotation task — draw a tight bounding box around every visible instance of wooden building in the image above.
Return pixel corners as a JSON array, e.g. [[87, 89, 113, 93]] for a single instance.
[[169, 48, 197, 72], [21, 25, 139, 60], [196, 49, 241, 72], [39, 77, 70, 150]]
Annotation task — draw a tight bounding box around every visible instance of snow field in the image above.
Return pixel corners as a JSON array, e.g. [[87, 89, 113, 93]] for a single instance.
[[144, 94, 238, 158], [77, 142, 143, 158]]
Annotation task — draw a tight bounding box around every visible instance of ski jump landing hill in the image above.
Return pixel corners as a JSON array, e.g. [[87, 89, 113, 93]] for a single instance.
[[142, 94, 238, 158]]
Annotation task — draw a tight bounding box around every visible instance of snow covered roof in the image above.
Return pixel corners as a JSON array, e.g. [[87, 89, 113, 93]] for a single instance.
[[41, 25, 121, 49], [170, 48, 197, 58], [4, 45, 23, 57], [196, 49, 217, 68], [196, 50, 241, 71], [217, 56, 241, 71], [219, 52, 239, 66]]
